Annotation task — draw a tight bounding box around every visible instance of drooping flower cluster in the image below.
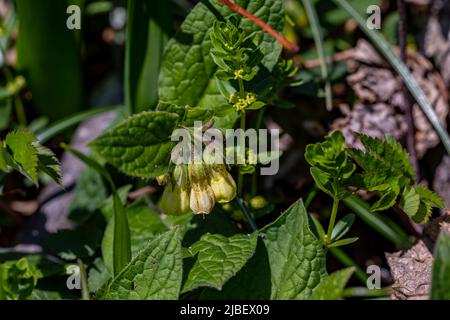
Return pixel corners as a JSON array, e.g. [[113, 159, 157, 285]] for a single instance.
[[159, 163, 237, 216]]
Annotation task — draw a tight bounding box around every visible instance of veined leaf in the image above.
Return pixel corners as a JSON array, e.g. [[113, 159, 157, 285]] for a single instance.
[[310, 268, 354, 300], [412, 186, 444, 224], [182, 233, 258, 293], [104, 228, 183, 300], [90, 111, 180, 179], [200, 238, 271, 299], [5, 130, 39, 184], [261, 199, 327, 299], [36, 145, 62, 186]]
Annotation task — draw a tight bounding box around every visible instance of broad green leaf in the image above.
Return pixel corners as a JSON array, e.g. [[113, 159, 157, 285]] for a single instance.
[[104, 228, 183, 300], [399, 186, 420, 218], [200, 238, 271, 300], [431, 230, 450, 300], [261, 199, 327, 299], [412, 186, 444, 224], [125, 0, 173, 114], [88, 258, 111, 294], [102, 200, 168, 275], [36, 145, 62, 186], [90, 111, 180, 179], [182, 233, 258, 293], [16, 0, 83, 120], [159, 0, 284, 127], [310, 268, 354, 300], [5, 130, 39, 184]]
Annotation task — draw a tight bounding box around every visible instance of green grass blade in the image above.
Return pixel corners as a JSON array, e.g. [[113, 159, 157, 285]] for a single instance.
[[329, 247, 368, 284], [125, 0, 173, 115], [16, 0, 84, 120], [36, 106, 120, 144], [301, 0, 333, 111], [61, 144, 131, 277], [332, 0, 450, 155], [343, 195, 412, 249]]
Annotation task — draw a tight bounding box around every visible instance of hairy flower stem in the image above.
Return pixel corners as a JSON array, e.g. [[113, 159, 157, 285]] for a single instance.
[[250, 107, 266, 196], [218, 0, 299, 54], [234, 197, 257, 231], [326, 198, 340, 245]]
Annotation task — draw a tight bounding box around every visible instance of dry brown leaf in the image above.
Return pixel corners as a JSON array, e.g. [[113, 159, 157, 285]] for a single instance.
[[386, 240, 433, 300], [332, 39, 448, 158], [423, 0, 450, 88]]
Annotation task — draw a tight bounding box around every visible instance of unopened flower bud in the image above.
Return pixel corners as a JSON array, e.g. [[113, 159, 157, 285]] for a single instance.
[[156, 175, 167, 186], [209, 165, 236, 204]]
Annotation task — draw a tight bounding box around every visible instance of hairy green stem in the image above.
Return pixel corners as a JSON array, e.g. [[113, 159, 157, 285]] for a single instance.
[[326, 198, 339, 244], [234, 197, 257, 232], [250, 107, 266, 196], [237, 110, 246, 196]]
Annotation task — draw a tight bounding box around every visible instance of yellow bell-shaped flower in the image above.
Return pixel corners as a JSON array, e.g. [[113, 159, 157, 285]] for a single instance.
[[159, 183, 190, 216], [209, 165, 236, 204], [159, 165, 190, 215], [188, 163, 216, 215]]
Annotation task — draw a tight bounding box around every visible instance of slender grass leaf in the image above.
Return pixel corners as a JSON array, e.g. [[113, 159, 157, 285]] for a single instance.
[[125, 0, 173, 114], [62, 144, 131, 277], [431, 230, 450, 300], [16, 0, 83, 120], [37, 106, 120, 144], [343, 195, 411, 249], [301, 0, 332, 111]]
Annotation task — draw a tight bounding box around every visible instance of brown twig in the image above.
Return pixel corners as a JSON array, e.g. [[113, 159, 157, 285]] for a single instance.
[[218, 0, 299, 54], [398, 0, 419, 178]]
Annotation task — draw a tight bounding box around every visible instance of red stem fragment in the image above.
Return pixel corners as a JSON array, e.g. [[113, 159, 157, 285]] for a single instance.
[[219, 0, 299, 54]]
